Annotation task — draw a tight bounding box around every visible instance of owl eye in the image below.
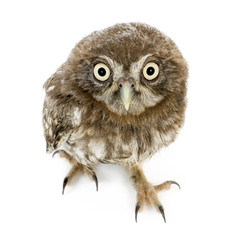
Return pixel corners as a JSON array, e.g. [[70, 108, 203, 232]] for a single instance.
[[143, 62, 159, 80], [94, 63, 111, 81]]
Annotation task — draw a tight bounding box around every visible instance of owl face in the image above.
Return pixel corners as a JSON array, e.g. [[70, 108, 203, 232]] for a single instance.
[[75, 54, 165, 115], [61, 23, 187, 116]]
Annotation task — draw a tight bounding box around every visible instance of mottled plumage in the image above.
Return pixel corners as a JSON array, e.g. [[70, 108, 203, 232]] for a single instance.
[[42, 23, 188, 222]]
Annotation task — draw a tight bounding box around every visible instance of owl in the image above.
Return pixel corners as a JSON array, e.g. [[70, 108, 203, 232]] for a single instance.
[[42, 23, 188, 222]]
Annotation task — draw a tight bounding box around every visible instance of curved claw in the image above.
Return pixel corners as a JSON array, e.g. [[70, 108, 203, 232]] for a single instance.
[[154, 180, 181, 192], [92, 174, 98, 191], [62, 177, 68, 195], [52, 150, 61, 158], [135, 205, 140, 223], [158, 206, 166, 223], [168, 180, 181, 190]]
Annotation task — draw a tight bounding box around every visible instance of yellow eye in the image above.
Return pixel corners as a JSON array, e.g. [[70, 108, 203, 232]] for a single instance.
[[94, 63, 111, 81], [143, 62, 159, 80]]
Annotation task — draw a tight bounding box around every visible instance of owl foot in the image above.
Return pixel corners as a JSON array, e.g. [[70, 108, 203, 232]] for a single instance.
[[52, 150, 98, 194], [129, 165, 180, 223]]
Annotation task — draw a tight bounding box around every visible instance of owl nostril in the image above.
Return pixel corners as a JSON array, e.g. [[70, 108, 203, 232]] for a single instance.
[[118, 77, 135, 89]]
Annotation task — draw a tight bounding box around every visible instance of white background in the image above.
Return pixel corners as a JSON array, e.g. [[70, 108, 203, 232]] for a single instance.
[[0, 0, 240, 239]]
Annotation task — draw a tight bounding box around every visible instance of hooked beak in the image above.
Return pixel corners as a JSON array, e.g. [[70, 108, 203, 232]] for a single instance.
[[119, 77, 135, 111]]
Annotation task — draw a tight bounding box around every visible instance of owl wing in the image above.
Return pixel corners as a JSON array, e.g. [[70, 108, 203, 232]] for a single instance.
[[42, 68, 81, 153]]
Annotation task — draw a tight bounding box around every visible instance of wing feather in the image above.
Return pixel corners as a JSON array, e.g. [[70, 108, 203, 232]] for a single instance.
[[42, 68, 82, 153]]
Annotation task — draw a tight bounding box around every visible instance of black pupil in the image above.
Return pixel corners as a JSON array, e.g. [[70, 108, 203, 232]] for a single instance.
[[147, 67, 155, 76], [98, 67, 106, 77]]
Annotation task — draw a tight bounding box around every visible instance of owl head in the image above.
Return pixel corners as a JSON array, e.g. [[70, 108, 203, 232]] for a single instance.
[[46, 23, 187, 116]]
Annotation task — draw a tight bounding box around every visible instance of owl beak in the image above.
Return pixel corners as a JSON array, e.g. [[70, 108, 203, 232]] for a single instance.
[[119, 78, 135, 111]]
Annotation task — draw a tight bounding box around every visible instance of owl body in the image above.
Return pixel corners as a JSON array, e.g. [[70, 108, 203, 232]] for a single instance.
[[43, 84, 184, 167], [43, 24, 187, 218], [57, 103, 181, 166], [43, 23, 187, 164]]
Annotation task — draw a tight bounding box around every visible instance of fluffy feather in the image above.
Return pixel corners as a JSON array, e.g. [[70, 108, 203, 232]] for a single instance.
[[42, 22, 188, 221]]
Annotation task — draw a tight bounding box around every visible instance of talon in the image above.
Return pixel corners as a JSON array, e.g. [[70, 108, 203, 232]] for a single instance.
[[158, 206, 166, 223], [52, 150, 61, 158], [168, 180, 181, 190], [155, 180, 181, 191], [62, 177, 68, 195], [135, 205, 140, 223], [92, 174, 98, 191]]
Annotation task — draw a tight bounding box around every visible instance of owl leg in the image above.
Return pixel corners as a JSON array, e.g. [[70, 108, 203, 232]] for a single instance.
[[52, 150, 98, 194], [129, 164, 180, 223]]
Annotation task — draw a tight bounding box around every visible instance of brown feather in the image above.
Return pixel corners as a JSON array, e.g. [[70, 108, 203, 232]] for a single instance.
[[43, 22, 188, 166]]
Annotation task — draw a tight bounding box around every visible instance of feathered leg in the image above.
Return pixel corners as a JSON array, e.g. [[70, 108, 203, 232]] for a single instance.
[[128, 164, 180, 223], [52, 150, 98, 194]]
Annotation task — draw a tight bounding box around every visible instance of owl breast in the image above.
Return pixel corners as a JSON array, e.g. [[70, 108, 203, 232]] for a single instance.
[[61, 107, 179, 166]]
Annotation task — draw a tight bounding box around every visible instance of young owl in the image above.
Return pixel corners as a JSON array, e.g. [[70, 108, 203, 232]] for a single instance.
[[42, 23, 188, 222]]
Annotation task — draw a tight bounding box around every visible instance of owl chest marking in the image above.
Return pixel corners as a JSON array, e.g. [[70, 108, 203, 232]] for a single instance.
[[65, 127, 138, 165], [58, 105, 179, 166], [64, 122, 168, 166]]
